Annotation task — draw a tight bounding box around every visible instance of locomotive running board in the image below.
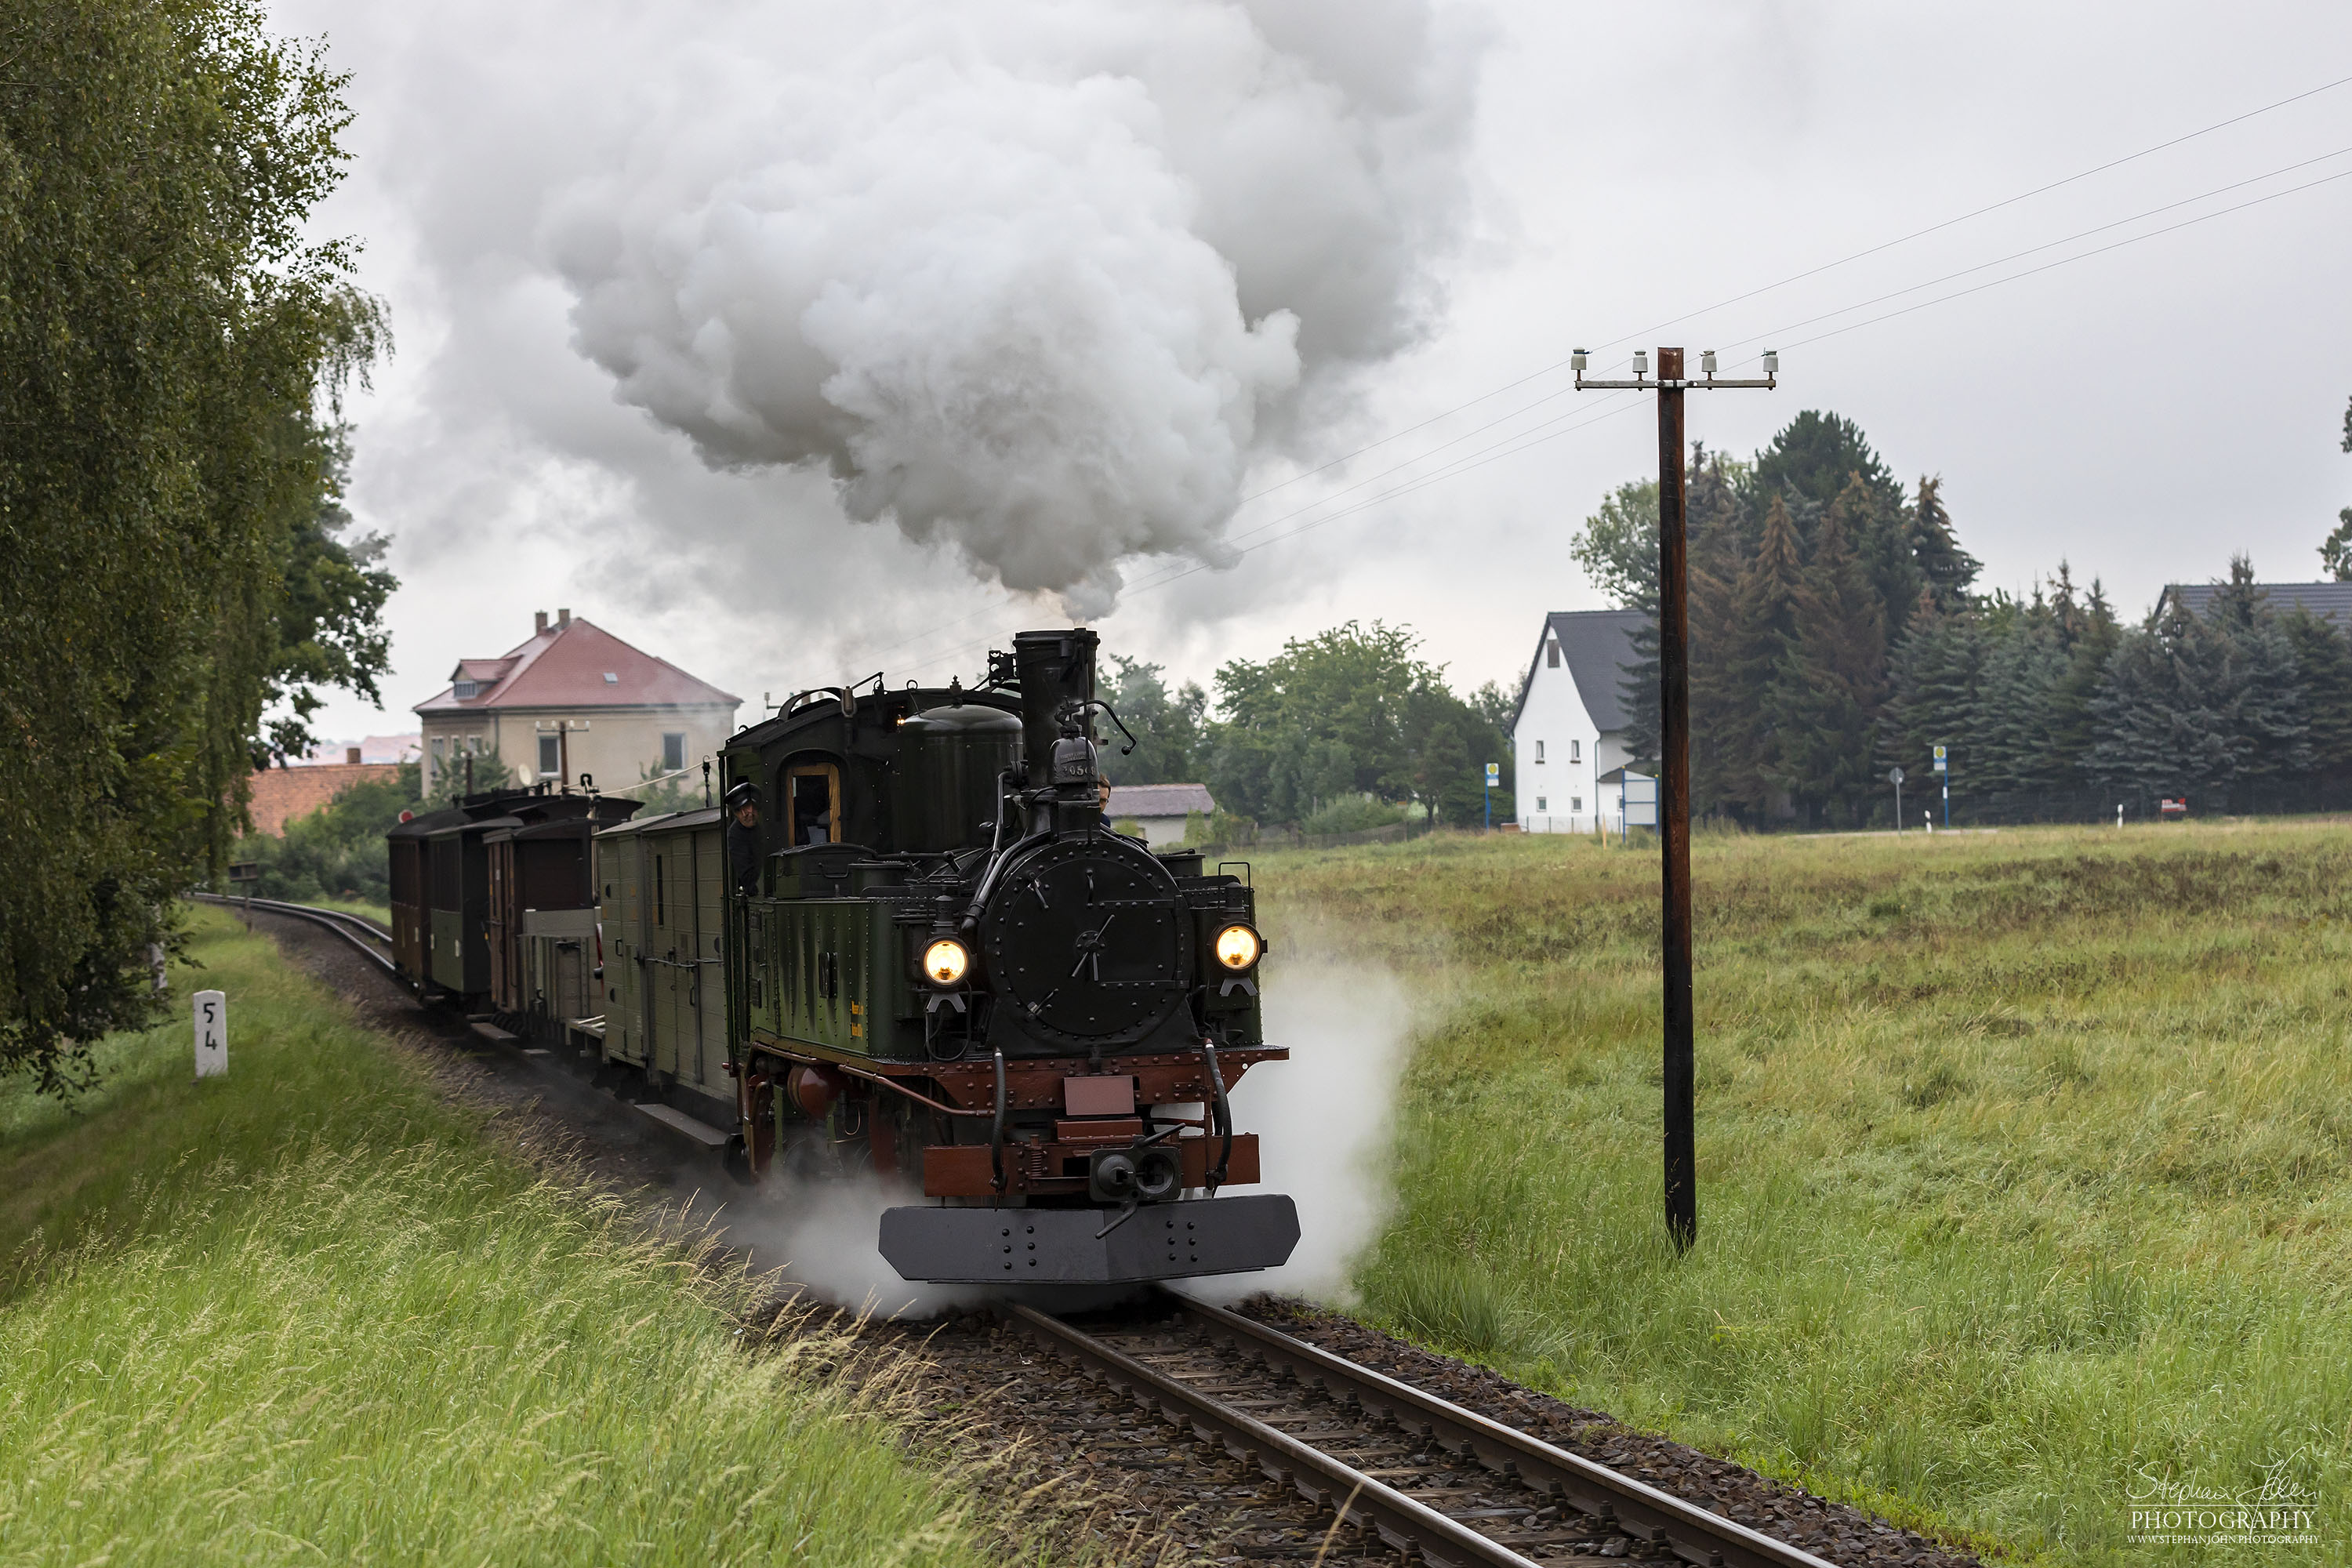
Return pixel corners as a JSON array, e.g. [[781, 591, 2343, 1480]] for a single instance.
[[880, 1194, 1300, 1284]]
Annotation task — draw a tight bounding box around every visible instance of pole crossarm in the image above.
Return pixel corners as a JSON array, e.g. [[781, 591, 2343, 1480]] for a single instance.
[[1574, 344, 1776, 1254], [1574, 376, 1777, 390]]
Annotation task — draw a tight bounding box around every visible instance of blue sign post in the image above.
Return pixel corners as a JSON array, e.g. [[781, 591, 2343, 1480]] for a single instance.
[[1933, 744, 1949, 827], [1484, 761, 1498, 831]]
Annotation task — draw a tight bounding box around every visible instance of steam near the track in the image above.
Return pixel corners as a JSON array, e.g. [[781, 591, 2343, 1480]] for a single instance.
[[545, 2, 1476, 615], [1192, 961, 1410, 1304]]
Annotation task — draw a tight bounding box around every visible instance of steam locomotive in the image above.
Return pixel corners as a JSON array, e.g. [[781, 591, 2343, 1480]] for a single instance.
[[390, 629, 1299, 1286]]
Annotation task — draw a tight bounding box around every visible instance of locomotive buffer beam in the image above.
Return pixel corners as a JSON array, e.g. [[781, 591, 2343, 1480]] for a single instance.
[[878, 1193, 1299, 1283]]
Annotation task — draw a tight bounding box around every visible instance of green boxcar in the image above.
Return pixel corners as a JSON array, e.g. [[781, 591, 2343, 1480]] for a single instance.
[[596, 808, 731, 1123]]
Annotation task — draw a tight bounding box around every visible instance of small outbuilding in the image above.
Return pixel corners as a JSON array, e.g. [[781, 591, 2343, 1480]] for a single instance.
[[1105, 782, 1216, 848]]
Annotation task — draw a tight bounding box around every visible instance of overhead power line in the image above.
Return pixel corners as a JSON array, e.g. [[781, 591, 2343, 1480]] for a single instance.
[[1229, 70, 2352, 510]]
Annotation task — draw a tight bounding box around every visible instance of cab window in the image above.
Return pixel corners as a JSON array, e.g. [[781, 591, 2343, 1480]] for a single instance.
[[785, 762, 841, 846]]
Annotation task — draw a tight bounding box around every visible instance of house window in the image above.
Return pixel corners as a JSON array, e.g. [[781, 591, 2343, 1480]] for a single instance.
[[603, 672, 619, 684], [1536, 796, 1548, 812], [467, 735, 484, 754], [1535, 740, 1545, 764], [431, 736, 446, 759], [1571, 797, 1584, 812], [1545, 639, 1560, 668], [1570, 739, 1581, 762], [662, 732, 686, 772], [453, 680, 479, 700], [538, 735, 560, 778]]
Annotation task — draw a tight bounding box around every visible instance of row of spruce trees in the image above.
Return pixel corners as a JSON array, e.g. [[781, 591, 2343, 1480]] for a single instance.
[[1577, 408, 2352, 828]]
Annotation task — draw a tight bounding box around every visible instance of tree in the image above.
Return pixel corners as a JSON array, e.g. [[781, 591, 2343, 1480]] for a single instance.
[[2201, 557, 2310, 781], [1907, 476, 1980, 612], [1716, 495, 1807, 817], [1886, 590, 1983, 783], [1567, 479, 1657, 611], [0, 0, 384, 1091], [1743, 410, 1906, 531], [1203, 622, 1439, 824], [2281, 608, 2352, 778], [2044, 563, 2120, 782], [2088, 601, 2251, 797], [1099, 655, 1207, 786], [1773, 500, 1890, 824]]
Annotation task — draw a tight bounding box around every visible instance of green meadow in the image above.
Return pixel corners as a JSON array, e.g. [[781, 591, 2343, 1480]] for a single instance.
[[1257, 822, 2352, 1566], [0, 909, 996, 1566]]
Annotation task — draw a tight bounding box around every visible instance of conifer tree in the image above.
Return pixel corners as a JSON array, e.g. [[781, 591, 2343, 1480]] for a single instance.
[[1719, 495, 1807, 816], [2203, 557, 2310, 780], [1885, 589, 1983, 780], [1774, 502, 1889, 823], [2045, 564, 2120, 781], [1907, 476, 1981, 612], [2089, 601, 2248, 797], [2280, 607, 2352, 776], [1969, 601, 2070, 794]]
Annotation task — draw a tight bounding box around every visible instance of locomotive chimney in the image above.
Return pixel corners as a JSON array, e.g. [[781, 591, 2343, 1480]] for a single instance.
[[1011, 628, 1098, 791]]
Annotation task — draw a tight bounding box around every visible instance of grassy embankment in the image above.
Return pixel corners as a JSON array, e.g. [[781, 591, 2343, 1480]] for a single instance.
[[0, 908, 996, 1566], [1255, 822, 2352, 1566]]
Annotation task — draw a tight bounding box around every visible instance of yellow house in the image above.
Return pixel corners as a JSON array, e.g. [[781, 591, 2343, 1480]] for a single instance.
[[415, 610, 739, 798]]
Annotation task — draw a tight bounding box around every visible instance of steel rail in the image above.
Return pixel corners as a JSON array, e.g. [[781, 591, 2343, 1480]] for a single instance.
[[1176, 1298, 1838, 1568], [190, 892, 398, 975], [1008, 1303, 1544, 1568]]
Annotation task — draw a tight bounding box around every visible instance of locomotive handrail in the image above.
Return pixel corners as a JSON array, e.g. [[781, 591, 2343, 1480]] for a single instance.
[[753, 1044, 990, 1119], [957, 829, 1052, 934], [781, 686, 856, 718]]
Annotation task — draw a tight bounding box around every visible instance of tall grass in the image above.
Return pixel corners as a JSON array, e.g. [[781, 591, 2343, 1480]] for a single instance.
[[1256, 822, 2352, 1566], [0, 909, 994, 1566]]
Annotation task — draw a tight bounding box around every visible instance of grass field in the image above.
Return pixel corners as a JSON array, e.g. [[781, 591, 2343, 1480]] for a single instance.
[[1254, 821, 2352, 1566], [0, 909, 1000, 1566]]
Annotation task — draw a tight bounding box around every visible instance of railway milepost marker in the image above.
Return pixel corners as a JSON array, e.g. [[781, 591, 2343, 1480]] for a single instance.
[[1573, 344, 1776, 1251], [193, 989, 227, 1080]]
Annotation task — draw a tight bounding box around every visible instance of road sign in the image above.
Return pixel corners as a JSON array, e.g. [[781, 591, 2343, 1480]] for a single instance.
[[1889, 766, 1905, 785], [1484, 762, 1499, 788], [1621, 771, 1658, 829], [1933, 745, 1947, 772], [194, 990, 227, 1080]]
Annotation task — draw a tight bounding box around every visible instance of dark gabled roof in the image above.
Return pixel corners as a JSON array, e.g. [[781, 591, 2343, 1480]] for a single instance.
[[2165, 580, 2352, 625], [1512, 610, 1649, 733]]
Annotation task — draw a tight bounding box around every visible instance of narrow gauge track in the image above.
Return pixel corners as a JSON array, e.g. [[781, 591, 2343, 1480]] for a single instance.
[[1011, 1297, 1838, 1568], [190, 892, 397, 976]]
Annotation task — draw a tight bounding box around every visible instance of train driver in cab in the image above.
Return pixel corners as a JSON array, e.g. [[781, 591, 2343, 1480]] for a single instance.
[[724, 782, 763, 897]]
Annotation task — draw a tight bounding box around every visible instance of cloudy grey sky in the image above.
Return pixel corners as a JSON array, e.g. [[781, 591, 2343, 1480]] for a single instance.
[[275, 0, 2352, 747]]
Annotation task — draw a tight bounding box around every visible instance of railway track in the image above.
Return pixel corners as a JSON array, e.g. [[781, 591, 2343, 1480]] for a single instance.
[[191, 891, 397, 975], [1007, 1296, 1838, 1568]]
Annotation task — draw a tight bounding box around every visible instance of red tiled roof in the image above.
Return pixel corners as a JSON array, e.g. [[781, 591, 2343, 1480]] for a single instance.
[[415, 617, 739, 716]]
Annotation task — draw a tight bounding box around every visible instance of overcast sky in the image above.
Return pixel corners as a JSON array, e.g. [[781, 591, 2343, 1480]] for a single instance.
[[273, 0, 2352, 748]]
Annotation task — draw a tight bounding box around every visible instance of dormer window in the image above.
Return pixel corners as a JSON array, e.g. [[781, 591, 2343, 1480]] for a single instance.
[[453, 680, 480, 700]]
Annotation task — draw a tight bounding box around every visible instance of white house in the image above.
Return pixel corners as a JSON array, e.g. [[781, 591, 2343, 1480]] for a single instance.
[[1105, 782, 1215, 848], [1511, 610, 1647, 833]]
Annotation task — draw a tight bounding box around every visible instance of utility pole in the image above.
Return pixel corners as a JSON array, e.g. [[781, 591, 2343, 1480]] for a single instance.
[[1573, 344, 1775, 1252]]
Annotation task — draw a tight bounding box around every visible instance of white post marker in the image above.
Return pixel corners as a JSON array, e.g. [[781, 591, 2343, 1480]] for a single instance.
[[194, 989, 227, 1079]]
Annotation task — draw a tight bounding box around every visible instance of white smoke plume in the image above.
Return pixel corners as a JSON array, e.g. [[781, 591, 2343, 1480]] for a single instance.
[[1189, 960, 1411, 1305], [541, 1, 1479, 616], [714, 1173, 989, 1321]]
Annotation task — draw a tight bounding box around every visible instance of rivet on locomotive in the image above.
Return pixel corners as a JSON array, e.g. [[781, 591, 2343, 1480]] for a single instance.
[[391, 627, 1299, 1287]]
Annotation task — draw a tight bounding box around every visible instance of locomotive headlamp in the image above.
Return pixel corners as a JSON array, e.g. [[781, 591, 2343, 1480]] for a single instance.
[[1212, 923, 1262, 972], [921, 937, 971, 986]]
